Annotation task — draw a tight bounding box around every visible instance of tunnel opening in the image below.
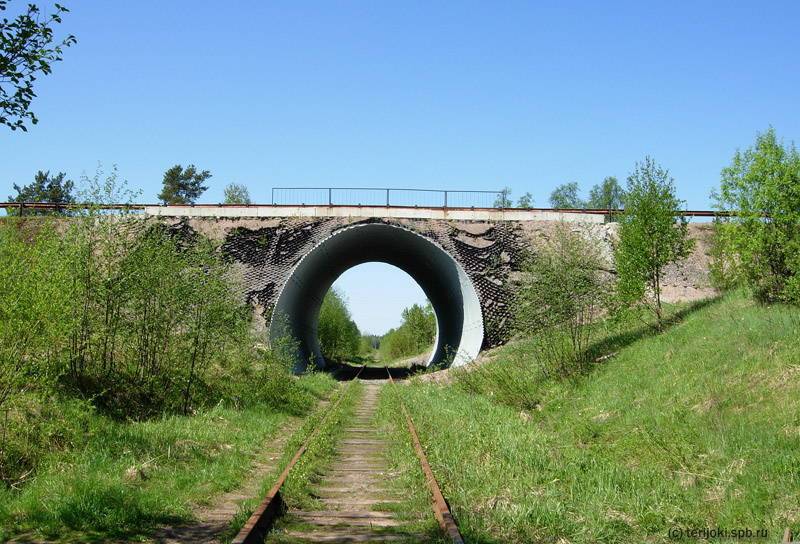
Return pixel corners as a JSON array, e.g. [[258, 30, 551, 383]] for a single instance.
[[269, 222, 483, 372], [318, 263, 438, 378]]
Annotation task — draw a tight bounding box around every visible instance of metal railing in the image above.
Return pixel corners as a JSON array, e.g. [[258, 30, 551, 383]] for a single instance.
[[270, 187, 505, 209]]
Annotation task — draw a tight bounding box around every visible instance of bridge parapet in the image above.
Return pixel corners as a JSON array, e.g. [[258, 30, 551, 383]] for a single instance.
[[144, 204, 607, 222]]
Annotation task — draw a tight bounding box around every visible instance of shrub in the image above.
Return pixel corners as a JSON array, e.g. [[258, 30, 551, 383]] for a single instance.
[[0, 210, 283, 421], [0, 170, 311, 489], [712, 127, 800, 304], [56, 219, 252, 419], [0, 220, 73, 413], [515, 223, 611, 377]]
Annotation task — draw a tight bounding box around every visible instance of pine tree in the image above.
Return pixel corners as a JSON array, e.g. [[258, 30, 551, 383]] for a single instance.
[[7, 170, 75, 215], [158, 164, 211, 204]]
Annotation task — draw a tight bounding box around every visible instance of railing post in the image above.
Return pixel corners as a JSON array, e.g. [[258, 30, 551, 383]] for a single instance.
[[444, 191, 448, 209], [328, 188, 332, 206], [271, 188, 275, 205], [386, 188, 390, 207]]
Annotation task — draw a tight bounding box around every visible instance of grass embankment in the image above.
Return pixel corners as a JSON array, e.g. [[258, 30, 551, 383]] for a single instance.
[[0, 373, 337, 542], [394, 292, 800, 543]]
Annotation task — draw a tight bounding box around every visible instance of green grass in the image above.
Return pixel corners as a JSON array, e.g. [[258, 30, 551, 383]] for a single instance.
[[0, 373, 337, 542], [374, 382, 451, 542], [394, 292, 800, 543]]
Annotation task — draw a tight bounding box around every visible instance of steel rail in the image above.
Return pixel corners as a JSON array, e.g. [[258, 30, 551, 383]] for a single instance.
[[231, 365, 364, 544], [387, 371, 465, 544]]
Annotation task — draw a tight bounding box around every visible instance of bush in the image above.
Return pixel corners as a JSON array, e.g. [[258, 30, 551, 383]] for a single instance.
[[0, 220, 73, 414], [221, 336, 318, 415], [1, 166, 256, 419], [0, 169, 324, 496], [0, 211, 300, 483], [712, 127, 800, 304], [515, 223, 611, 377]]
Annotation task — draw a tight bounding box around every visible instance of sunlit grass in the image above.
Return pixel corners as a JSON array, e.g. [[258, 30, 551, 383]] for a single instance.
[[394, 292, 800, 543], [0, 373, 338, 542]]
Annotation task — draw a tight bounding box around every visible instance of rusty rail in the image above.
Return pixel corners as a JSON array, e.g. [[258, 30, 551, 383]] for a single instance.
[[231, 366, 364, 544], [387, 371, 465, 544]]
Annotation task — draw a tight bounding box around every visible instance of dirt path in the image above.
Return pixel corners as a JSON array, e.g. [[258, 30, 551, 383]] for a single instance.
[[267, 381, 426, 543]]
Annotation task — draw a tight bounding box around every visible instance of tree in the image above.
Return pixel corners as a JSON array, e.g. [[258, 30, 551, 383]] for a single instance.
[[517, 192, 534, 209], [317, 288, 360, 362], [711, 127, 800, 304], [223, 182, 251, 204], [549, 182, 585, 209], [401, 303, 436, 346], [494, 187, 512, 208], [616, 157, 693, 326], [1, 1, 76, 131], [7, 170, 74, 214], [378, 302, 436, 361], [588, 176, 625, 211], [158, 164, 211, 205]]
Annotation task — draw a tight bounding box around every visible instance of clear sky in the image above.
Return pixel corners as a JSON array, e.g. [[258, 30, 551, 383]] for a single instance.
[[2, 1, 799, 333]]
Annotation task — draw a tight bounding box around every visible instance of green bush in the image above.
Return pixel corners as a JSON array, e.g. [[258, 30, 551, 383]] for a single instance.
[[712, 127, 800, 304], [0, 220, 73, 413], [515, 223, 611, 377], [0, 210, 305, 484], [53, 218, 253, 419]]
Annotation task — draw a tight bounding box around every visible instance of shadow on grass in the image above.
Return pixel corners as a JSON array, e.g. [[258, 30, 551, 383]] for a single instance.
[[6, 513, 187, 544], [585, 295, 723, 364]]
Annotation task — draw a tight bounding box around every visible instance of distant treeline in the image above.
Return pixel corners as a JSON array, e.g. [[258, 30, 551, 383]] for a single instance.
[[317, 291, 437, 364], [376, 304, 436, 361]]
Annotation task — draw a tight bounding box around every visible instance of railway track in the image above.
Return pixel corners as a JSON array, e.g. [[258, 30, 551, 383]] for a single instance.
[[232, 368, 463, 544]]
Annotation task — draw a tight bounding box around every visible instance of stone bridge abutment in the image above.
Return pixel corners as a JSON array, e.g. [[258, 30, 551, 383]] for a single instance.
[[154, 206, 714, 369]]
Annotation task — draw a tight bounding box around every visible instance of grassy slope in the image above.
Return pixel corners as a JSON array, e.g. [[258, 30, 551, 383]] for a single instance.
[[396, 293, 800, 543], [0, 373, 337, 542]]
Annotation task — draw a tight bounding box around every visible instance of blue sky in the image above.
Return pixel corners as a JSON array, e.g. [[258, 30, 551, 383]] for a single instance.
[[2, 1, 799, 333]]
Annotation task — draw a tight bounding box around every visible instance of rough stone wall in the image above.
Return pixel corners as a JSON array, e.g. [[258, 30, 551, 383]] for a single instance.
[[169, 217, 527, 350], [660, 224, 717, 302], [514, 221, 716, 302], [164, 217, 717, 350]]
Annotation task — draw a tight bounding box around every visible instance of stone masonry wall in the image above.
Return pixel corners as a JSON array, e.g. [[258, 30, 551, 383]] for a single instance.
[[165, 217, 716, 351]]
